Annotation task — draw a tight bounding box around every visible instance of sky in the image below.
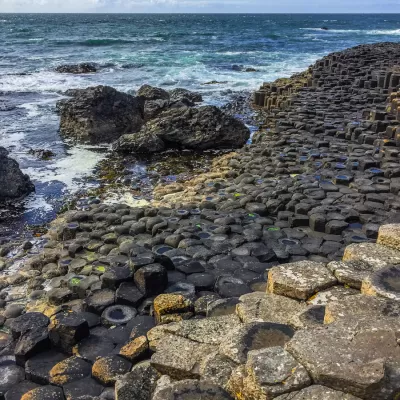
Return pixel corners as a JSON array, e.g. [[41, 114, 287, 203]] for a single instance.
[[0, 0, 400, 14]]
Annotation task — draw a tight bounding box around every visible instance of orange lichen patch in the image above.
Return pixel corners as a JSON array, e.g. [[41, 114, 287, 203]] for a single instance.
[[153, 294, 193, 324], [26, 300, 61, 318], [119, 336, 149, 362]]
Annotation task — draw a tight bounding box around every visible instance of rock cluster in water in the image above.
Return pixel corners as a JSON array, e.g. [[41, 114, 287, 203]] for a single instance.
[[58, 83, 250, 152], [0, 146, 34, 203], [55, 63, 98, 74], [1, 43, 400, 399]]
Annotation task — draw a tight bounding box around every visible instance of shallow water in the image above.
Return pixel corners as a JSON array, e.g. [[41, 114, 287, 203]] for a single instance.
[[1, 13, 400, 235]]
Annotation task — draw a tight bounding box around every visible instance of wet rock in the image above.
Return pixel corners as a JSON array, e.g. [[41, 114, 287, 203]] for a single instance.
[[137, 85, 170, 101], [113, 132, 165, 154], [130, 106, 249, 153], [4, 380, 40, 400], [101, 305, 137, 327], [134, 264, 168, 296], [114, 361, 160, 400], [14, 326, 50, 366], [85, 289, 115, 314], [73, 335, 116, 363], [92, 355, 132, 386], [49, 312, 89, 353], [169, 88, 202, 103], [0, 356, 25, 398], [10, 312, 49, 339], [56, 63, 97, 74], [58, 86, 144, 144], [0, 147, 34, 202], [25, 350, 66, 384], [116, 282, 144, 307], [63, 376, 104, 399]]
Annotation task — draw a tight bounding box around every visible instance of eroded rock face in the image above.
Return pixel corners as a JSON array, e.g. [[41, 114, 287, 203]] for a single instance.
[[0, 147, 35, 202], [118, 105, 250, 153], [58, 85, 144, 143]]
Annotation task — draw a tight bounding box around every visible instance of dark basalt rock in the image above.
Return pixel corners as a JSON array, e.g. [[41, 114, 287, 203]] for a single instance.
[[48, 312, 90, 353], [10, 312, 50, 340], [134, 264, 168, 296], [137, 84, 170, 101], [58, 85, 145, 144], [0, 147, 35, 203], [114, 105, 250, 154], [55, 63, 97, 74], [14, 327, 50, 366], [169, 88, 203, 103], [25, 350, 66, 384], [0, 356, 25, 398], [20, 385, 65, 400]]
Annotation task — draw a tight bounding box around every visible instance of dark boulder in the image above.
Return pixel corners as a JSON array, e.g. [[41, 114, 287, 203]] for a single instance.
[[114, 106, 250, 154], [169, 88, 203, 103], [137, 85, 170, 101], [0, 147, 34, 202], [55, 63, 97, 74], [113, 132, 165, 154], [58, 86, 144, 143]]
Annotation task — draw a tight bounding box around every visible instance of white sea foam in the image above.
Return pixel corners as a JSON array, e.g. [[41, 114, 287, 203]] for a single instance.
[[24, 145, 107, 192]]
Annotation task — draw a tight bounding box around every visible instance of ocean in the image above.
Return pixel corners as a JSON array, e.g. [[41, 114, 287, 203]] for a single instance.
[[1, 13, 400, 235]]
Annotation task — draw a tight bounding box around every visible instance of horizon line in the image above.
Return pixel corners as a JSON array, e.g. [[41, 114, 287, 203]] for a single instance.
[[1, 12, 400, 15]]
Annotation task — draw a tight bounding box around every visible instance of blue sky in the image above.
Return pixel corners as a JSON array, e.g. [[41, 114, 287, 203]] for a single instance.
[[0, 0, 399, 13]]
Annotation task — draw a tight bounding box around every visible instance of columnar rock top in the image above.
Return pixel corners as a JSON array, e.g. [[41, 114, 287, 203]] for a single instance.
[[1, 42, 400, 400]]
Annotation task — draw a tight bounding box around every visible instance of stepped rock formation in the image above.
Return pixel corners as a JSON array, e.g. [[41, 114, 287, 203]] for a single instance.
[[1, 43, 400, 400]]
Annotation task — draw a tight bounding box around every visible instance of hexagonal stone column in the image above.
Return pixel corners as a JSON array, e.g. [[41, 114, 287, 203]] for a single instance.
[[267, 261, 337, 300]]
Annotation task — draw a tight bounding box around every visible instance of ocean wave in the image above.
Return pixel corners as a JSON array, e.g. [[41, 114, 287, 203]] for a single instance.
[[53, 37, 165, 47], [366, 29, 400, 35]]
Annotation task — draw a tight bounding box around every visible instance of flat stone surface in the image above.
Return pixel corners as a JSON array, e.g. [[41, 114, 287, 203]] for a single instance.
[[219, 322, 294, 364], [236, 292, 307, 325], [361, 265, 400, 301], [20, 385, 65, 400], [199, 352, 237, 389], [286, 318, 400, 399], [92, 355, 132, 386], [267, 260, 337, 300], [152, 379, 234, 400], [150, 334, 218, 379], [327, 260, 376, 289], [307, 285, 359, 306], [377, 224, 400, 251], [155, 314, 241, 346], [0, 356, 25, 397], [25, 350, 66, 384], [49, 356, 92, 386], [343, 243, 400, 270], [324, 294, 400, 324], [114, 361, 160, 400], [227, 347, 311, 399], [274, 385, 362, 399]]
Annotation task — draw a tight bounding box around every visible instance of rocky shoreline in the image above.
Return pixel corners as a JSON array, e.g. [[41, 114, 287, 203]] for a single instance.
[[1, 42, 400, 399]]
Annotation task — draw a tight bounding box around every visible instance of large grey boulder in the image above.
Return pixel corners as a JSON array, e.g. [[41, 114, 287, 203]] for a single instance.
[[115, 105, 250, 153], [58, 85, 144, 143], [0, 147, 34, 202]]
